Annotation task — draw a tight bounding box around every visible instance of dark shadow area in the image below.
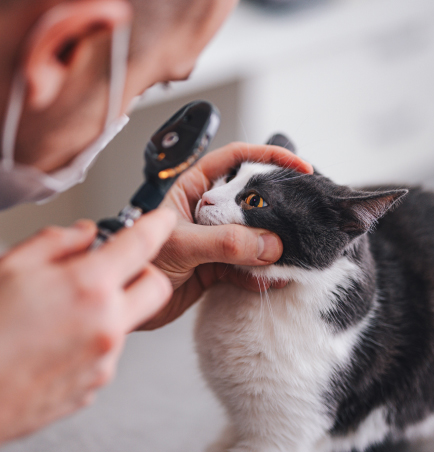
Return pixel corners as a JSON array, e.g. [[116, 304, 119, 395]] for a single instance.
[[242, 0, 330, 14], [356, 440, 412, 452]]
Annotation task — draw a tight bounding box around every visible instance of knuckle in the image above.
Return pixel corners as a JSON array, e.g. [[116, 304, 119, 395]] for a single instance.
[[0, 253, 19, 277], [39, 225, 65, 241], [152, 268, 173, 300], [92, 367, 115, 388], [84, 283, 112, 306], [78, 284, 110, 307], [91, 357, 119, 389], [70, 269, 112, 307], [78, 392, 96, 409], [220, 227, 246, 260], [225, 141, 243, 154], [229, 140, 243, 149], [92, 329, 122, 355], [129, 223, 153, 254]]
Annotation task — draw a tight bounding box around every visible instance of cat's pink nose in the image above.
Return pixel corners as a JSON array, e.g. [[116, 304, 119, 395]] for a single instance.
[[201, 193, 215, 207]]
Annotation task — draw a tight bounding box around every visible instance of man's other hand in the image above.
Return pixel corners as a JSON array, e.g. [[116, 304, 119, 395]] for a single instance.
[[142, 142, 313, 330]]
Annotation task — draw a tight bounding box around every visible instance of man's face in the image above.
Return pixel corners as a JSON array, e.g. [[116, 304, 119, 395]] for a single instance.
[[14, 0, 238, 173], [123, 0, 238, 111]]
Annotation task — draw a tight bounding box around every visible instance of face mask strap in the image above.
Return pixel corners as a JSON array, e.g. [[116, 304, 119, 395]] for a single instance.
[[1, 72, 26, 171], [41, 23, 131, 189], [105, 24, 131, 128], [0, 17, 131, 173]]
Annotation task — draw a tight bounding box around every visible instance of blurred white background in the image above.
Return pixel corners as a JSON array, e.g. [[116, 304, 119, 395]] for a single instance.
[[1, 0, 434, 450]]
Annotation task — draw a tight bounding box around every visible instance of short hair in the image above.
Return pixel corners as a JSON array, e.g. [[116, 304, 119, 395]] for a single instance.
[[0, 0, 215, 57], [129, 0, 215, 54]]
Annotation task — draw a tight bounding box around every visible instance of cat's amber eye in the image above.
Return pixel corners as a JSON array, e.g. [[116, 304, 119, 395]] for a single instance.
[[244, 193, 268, 208]]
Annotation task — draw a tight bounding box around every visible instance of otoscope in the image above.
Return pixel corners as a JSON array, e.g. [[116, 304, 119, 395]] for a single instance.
[[92, 100, 220, 249]]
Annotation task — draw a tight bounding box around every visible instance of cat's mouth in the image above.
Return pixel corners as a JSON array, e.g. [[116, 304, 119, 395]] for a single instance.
[[196, 208, 227, 226], [195, 200, 224, 226], [195, 198, 245, 227]]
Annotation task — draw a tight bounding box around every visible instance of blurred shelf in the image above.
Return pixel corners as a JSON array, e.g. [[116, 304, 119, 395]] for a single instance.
[[138, 0, 434, 108]]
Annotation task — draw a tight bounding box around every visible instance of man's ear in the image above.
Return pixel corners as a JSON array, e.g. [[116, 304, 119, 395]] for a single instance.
[[334, 189, 408, 238], [22, 0, 132, 110]]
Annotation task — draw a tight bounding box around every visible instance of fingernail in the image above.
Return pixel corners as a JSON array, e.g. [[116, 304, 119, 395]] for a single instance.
[[257, 234, 280, 262], [305, 162, 314, 174]]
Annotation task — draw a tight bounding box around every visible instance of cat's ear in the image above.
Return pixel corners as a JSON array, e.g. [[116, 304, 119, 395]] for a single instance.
[[266, 134, 297, 154], [334, 189, 408, 237]]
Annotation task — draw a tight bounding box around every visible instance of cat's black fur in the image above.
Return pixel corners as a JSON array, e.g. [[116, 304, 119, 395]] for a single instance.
[[224, 146, 434, 448], [328, 186, 434, 439]]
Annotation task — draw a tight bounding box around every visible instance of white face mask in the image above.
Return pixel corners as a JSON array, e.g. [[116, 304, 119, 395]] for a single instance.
[[0, 14, 132, 211]]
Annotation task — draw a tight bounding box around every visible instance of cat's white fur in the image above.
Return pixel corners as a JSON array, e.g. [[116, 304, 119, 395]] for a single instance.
[[195, 163, 277, 227], [195, 269, 387, 451], [194, 163, 425, 451]]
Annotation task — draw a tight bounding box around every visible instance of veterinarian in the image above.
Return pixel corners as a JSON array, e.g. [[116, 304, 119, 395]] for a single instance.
[[0, 0, 312, 443]]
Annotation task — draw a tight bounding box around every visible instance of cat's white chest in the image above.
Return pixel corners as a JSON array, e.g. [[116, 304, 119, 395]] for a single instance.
[[195, 276, 363, 452]]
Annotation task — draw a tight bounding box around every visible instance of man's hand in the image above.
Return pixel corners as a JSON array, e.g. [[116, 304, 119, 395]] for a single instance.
[[0, 209, 176, 443], [142, 142, 313, 330]]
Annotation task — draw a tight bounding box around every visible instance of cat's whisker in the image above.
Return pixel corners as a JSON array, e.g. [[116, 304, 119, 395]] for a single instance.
[[247, 143, 252, 163], [268, 173, 313, 184], [170, 190, 188, 218], [255, 275, 265, 323], [220, 264, 231, 279], [173, 200, 186, 216], [199, 172, 208, 194], [261, 277, 277, 334], [256, 275, 265, 323], [237, 116, 247, 140], [190, 182, 202, 201], [257, 276, 273, 330]]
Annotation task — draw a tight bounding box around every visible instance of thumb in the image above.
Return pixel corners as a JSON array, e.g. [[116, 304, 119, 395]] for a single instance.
[[13, 220, 97, 263], [166, 222, 283, 268]]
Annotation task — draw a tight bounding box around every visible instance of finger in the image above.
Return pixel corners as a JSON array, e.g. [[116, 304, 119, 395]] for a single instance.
[[195, 263, 270, 292], [160, 222, 283, 269], [84, 209, 177, 287], [221, 268, 271, 292], [53, 391, 96, 423], [85, 341, 124, 391], [199, 142, 313, 182], [271, 280, 288, 289], [178, 142, 313, 210], [225, 270, 288, 292], [10, 220, 97, 264], [123, 264, 173, 331]]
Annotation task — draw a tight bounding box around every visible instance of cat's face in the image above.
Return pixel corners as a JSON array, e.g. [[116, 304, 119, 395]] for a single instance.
[[195, 162, 407, 271]]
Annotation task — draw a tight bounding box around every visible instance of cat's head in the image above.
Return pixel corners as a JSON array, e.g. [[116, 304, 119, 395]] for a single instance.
[[195, 156, 407, 274]]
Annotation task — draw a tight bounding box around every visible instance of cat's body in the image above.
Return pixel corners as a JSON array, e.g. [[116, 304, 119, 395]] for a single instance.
[[194, 160, 434, 452]]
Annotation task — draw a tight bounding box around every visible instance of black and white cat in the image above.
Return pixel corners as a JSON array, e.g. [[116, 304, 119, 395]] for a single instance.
[[194, 137, 434, 452]]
